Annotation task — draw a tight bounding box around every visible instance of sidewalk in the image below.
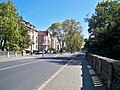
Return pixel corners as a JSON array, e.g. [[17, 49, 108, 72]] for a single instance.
[[42, 60, 82, 90], [0, 53, 74, 62], [0, 54, 41, 62], [38, 53, 106, 90]]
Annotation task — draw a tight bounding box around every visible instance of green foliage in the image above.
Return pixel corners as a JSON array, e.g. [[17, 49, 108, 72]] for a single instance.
[[39, 45, 46, 50], [48, 22, 65, 53], [18, 19, 32, 50], [63, 46, 67, 50], [62, 19, 84, 53], [48, 47, 53, 50], [48, 19, 84, 53], [0, 1, 31, 51], [48, 22, 64, 47], [84, 0, 120, 59]]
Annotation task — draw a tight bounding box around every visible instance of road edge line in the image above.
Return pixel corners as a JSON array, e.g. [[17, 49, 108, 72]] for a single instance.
[[37, 60, 72, 90]]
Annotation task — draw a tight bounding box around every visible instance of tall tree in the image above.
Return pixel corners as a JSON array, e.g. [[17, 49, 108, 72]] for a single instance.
[[48, 19, 84, 53], [0, 0, 20, 51], [18, 18, 32, 51], [0, 1, 32, 51], [85, 0, 120, 59], [63, 19, 84, 53], [48, 22, 64, 50]]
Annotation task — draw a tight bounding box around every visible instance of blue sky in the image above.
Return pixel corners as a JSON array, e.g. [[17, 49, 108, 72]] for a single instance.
[[1, 0, 102, 38]]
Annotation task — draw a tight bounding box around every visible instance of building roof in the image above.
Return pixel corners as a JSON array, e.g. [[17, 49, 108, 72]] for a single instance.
[[22, 20, 38, 32]]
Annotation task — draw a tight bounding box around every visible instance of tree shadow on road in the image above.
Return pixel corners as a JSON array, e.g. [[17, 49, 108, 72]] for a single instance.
[[38, 55, 73, 65], [39, 54, 83, 66]]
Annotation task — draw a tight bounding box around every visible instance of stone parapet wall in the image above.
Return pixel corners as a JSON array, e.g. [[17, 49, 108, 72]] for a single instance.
[[86, 53, 120, 90], [0, 51, 22, 57]]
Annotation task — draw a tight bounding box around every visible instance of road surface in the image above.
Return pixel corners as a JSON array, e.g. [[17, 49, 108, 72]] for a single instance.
[[0, 54, 71, 90]]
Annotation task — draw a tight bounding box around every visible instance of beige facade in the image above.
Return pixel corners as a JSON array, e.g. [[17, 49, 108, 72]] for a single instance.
[[22, 20, 38, 51], [52, 37, 60, 50]]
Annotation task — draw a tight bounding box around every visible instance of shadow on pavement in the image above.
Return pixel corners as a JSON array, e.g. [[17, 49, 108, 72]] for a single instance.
[[47, 53, 106, 90], [45, 54, 83, 66], [39, 53, 106, 90], [38, 56, 71, 61], [38, 56, 73, 65]]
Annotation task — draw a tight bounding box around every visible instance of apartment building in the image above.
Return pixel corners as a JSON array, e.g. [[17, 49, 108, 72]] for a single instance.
[[22, 20, 38, 52], [52, 37, 60, 50], [38, 30, 60, 50], [38, 31, 51, 50]]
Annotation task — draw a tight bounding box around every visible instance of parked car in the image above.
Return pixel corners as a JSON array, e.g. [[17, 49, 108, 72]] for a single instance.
[[53, 50, 58, 54], [33, 50, 38, 54], [44, 50, 48, 54], [35, 50, 45, 54]]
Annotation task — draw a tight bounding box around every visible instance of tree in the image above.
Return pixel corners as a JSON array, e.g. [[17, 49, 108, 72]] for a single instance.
[[0, 1, 20, 51], [48, 22, 64, 51], [18, 18, 32, 51], [48, 19, 84, 53], [85, 0, 119, 34], [84, 0, 120, 59], [63, 19, 84, 53], [0, 1, 32, 51]]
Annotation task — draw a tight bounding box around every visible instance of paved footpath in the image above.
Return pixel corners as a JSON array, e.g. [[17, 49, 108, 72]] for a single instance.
[[38, 53, 106, 90], [0, 53, 74, 62], [42, 62, 82, 90]]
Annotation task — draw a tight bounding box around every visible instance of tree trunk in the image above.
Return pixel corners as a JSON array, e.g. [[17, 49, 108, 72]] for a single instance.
[[2, 39, 6, 51]]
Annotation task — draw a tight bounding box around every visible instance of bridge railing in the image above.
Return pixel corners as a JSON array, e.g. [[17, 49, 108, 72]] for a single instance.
[[86, 53, 120, 90]]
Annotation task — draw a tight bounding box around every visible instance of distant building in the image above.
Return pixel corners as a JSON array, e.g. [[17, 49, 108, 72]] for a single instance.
[[52, 37, 60, 50], [38, 30, 60, 50], [22, 20, 38, 51], [38, 31, 51, 50]]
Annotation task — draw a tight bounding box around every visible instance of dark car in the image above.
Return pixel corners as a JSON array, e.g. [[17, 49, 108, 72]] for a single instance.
[[53, 50, 58, 54], [35, 50, 45, 54], [33, 50, 38, 54]]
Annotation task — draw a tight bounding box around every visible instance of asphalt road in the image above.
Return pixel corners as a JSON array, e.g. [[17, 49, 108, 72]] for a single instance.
[[0, 54, 71, 90]]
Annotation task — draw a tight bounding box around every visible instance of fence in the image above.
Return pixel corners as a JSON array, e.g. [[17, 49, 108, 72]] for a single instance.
[[0, 51, 23, 57], [86, 53, 120, 90]]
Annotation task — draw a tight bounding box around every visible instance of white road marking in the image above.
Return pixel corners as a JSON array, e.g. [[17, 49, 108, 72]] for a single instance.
[[54, 54, 57, 57], [0, 60, 44, 71], [17, 59, 34, 62], [37, 60, 72, 90]]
